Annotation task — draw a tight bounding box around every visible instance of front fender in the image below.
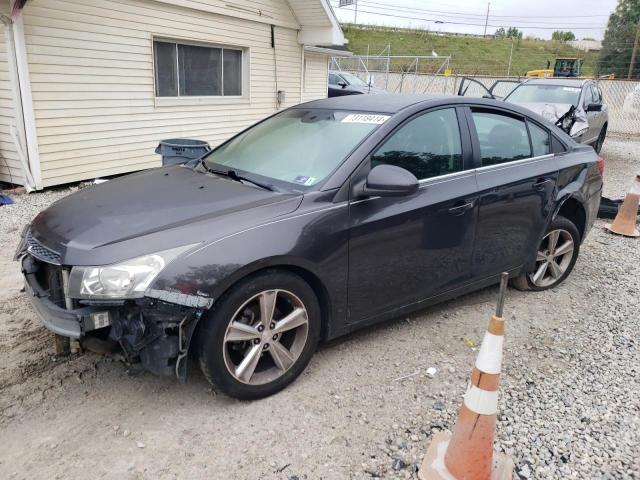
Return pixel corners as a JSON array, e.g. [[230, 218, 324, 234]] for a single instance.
[[149, 198, 350, 335]]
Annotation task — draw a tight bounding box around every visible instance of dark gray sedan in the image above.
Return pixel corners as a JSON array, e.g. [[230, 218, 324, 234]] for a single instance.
[[16, 95, 603, 399]]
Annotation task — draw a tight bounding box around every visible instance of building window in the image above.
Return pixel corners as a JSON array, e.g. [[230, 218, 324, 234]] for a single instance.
[[153, 40, 243, 97]]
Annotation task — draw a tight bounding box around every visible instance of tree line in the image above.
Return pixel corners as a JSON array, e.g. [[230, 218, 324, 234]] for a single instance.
[[598, 0, 640, 78]]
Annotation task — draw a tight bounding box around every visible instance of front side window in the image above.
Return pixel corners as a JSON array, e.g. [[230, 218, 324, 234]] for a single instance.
[[153, 40, 243, 97], [472, 110, 531, 166], [203, 110, 384, 188], [590, 85, 601, 104], [583, 85, 594, 107], [371, 108, 463, 180]]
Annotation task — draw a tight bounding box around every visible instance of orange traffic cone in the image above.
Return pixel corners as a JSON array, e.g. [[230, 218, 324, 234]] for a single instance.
[[606, 175, 640, 238], [419, 273, 513, 480]]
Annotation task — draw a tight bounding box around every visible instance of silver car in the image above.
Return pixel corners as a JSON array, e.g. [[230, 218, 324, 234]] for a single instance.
[[458, 78, 608, 153]]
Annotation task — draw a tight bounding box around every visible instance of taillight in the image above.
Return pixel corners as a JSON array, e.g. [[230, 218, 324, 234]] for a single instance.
[[597, 155, 605, 176]]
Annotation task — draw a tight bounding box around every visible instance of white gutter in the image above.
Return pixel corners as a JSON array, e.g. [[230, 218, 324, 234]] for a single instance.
[[300, 46, 305, 103], [304, 45, 352, 57]]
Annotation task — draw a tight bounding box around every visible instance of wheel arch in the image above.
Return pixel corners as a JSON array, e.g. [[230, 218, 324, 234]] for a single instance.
[[199, 257, 334, 342], [555, 196, 586, 241]]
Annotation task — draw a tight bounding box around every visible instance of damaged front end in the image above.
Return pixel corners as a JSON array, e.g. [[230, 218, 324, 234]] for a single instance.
[[16, 234, 211, 382], [108, 298, 203, 380], [514, 102, 589, 138], [554, 105, 589, 138]]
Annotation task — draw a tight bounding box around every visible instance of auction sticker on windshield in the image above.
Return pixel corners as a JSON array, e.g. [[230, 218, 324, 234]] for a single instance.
[[341, 114, 390, 124], [293, 175, 316, 186]]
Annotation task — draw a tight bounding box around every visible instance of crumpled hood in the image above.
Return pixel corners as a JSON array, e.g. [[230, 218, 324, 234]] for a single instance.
[[30, 165, 302, 265], [510, 101, 589, 137]]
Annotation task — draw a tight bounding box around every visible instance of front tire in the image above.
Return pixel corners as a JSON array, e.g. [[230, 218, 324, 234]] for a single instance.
[[197, 270, 321, 400], [512, 216, 581, 291], [594, 125, 607, 154]]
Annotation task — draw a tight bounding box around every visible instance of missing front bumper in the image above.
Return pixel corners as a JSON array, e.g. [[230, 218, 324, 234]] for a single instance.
[[21, 255, 206, 382]]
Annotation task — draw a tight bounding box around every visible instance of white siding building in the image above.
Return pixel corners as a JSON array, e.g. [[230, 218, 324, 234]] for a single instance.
[[0, 0, 348, 189]]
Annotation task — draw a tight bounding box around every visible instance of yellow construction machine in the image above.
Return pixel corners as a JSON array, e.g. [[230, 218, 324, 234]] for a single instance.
[[527, 58, 582, 78]]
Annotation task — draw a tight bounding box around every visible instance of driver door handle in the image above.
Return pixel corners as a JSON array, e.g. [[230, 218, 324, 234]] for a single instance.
[[448, 201, 475, 216]]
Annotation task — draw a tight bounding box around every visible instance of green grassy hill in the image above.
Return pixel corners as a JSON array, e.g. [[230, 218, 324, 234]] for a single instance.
[[342, 24, 600, 77]]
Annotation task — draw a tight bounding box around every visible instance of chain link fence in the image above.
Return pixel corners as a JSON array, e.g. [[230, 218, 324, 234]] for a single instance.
[[337, 68, 640, 136]]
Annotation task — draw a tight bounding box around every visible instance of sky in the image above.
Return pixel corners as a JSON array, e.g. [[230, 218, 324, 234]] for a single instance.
[[331, 0, 619, 40]]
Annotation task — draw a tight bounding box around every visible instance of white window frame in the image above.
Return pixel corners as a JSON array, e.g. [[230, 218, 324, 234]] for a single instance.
[[152, 36, 250, 107]]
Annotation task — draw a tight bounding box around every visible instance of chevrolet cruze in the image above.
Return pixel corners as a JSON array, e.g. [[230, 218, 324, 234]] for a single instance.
[[16, 95, 603, 399]]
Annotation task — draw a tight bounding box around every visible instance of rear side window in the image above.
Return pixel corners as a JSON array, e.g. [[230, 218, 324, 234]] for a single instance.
[[471, 110, 531, 166], [551, 135, 567, 153], [528, 122, 550, 157], [371, 108, 463, 180]]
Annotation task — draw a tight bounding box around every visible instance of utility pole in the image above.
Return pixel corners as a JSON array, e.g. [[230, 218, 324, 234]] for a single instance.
[[483, 2, 490, 37], [507, 38, 514, 76], [628, 20, 640, 79], [354, 0, 358, 24]]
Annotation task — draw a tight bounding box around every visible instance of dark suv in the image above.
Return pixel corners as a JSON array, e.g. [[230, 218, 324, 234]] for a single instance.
[[16, 95, 602, 399], [328, 70, 387, 97]]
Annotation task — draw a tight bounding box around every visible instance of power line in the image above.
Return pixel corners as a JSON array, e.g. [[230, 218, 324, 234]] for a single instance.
[[340, 7, 607, 30], [334, 2, 607, 28], [351, 0, 613, 20]]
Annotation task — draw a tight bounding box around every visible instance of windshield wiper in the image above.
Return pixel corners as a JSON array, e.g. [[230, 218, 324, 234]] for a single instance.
[[200, 161, 276, 192]]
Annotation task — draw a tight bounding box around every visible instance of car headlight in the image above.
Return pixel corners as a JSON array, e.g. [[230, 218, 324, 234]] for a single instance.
[[67, 245, 195, 299]]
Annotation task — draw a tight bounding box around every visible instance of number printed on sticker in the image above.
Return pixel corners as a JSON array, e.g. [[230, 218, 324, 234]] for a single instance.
[[341, 114, 390, 124]]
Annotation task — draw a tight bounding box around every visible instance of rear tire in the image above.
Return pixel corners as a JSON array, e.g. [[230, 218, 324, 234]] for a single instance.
[[512, 215, 581, 292], [197, 270, 321, 400]]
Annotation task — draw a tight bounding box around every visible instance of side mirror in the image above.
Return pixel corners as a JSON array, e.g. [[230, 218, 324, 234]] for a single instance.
[[362, 164, 419, 197], [586, 103, 602, 112], [338, 81, 347, 88]]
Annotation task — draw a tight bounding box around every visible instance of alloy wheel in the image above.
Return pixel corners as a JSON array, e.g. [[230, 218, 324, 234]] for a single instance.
[[222, 289, 309, 385], [529, 229, 575, 288]]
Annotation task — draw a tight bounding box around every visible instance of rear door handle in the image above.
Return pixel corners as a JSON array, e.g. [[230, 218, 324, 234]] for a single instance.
[[448, 201, 475, 216], [533, 179, 552, 191]]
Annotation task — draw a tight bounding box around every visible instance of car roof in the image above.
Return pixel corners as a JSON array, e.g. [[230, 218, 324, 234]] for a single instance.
[[296, 94, 451, 114], [296, 93, 571, 117], [294, 94, 577, 144], [523, 78, 589, 87]]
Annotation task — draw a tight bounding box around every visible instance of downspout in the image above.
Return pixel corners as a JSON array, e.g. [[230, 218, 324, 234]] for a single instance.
[[300, 46, 304, 103], [1, 11, 41, 190]]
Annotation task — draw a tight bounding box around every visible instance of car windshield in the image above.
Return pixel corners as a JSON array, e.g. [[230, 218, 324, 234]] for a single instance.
[[505, 84, 582, 107], [340, 72, 368, 87], [202, 109, 386, 188]]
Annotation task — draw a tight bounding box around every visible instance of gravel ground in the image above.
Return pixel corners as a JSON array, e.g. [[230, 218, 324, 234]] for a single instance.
[[0, 136, 638, 480]]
